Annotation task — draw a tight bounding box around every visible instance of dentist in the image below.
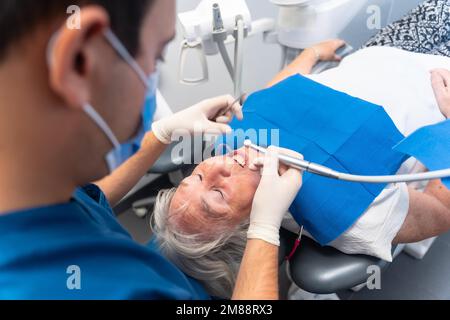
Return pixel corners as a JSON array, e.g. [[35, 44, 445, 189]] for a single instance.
[[0, 0, 302, 300]]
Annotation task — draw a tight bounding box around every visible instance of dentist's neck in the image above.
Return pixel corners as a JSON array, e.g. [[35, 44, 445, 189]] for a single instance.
[[0, 51, 79, 214]]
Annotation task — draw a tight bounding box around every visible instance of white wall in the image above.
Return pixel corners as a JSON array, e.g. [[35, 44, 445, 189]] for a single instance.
[[159, 0, 424, 112]]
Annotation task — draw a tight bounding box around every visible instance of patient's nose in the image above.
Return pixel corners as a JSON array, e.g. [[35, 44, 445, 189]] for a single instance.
[[207, 161, 232, 182]]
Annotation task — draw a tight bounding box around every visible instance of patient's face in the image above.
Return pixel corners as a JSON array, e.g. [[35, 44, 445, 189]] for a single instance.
[[169, 147, 262, 237]]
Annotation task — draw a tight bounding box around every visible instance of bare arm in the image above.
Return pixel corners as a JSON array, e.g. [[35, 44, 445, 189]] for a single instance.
[[267, 48, 319, 87], [267, 39, 346, 87], [394, 70, 450, 243], [232, 240, 279, 300], [95, 132, 167, 207], [394, 180, 450, 244], [426, 179, 450, 208], [430, 69, 450, 119]]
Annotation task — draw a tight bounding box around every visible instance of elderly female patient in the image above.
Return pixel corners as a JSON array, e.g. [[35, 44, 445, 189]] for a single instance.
[[151, 0, 450, 298]]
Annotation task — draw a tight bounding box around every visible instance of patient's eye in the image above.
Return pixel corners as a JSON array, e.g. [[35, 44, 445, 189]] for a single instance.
[[197, 174, 203, 182]]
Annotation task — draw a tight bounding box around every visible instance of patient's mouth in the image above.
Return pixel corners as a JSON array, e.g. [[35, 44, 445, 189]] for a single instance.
[[231, 150, 248, 168]]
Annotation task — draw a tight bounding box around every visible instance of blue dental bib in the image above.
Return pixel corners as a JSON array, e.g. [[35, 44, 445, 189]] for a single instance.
[[219, 75, 408, 245]]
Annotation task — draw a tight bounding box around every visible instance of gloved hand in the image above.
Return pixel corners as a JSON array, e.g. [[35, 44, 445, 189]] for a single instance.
[[247, 146, 304, 246], [152, 95, 243, 145]]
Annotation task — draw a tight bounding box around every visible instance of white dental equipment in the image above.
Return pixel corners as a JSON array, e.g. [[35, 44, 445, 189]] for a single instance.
[[178, 0, 370, 88], [270, 0, 366, 49], [244, 140, 450, 184], [268, 0, 368, 68], [178, 0, 274, 97]]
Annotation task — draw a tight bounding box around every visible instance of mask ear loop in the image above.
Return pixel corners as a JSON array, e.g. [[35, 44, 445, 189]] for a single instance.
[[147, 71, 160, 95], [46, 32, 121, 150], [103, 29, 150, 88], [83, 103, 121, 150], [46, 31, 61, 67]]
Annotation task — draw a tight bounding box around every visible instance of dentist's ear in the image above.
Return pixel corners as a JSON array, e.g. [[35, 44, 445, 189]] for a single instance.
[[48, 6, 110, 109]]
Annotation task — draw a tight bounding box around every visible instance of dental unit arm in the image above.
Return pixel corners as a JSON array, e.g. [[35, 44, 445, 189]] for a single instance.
[[244, 140, 450, 184], [178, 0, 275, 97]]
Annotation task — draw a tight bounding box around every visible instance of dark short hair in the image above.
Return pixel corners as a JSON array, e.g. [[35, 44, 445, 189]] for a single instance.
[[0, 0, 155, 61]]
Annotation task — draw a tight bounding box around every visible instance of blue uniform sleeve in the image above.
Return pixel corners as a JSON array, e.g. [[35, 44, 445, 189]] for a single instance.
[[81, 184, 113, 211]]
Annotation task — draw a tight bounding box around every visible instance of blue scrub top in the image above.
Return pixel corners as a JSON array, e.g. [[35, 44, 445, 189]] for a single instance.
[[0, 184, 210, 300]]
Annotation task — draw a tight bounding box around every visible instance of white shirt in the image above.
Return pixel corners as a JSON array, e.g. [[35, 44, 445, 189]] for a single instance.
[[282, 46, 449, 261]]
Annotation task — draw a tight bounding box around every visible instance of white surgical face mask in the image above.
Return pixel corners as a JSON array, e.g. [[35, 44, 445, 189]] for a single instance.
[[47, 29, 159, 173]]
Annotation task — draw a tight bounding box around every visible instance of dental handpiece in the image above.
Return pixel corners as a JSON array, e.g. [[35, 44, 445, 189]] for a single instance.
[[244, 140, 340, 179], [243, 140, 450, 184]]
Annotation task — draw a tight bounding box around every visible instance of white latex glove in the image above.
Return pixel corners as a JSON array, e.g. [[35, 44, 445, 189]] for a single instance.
[[247, 146, 304, 246], [151, 95, 243, 144]]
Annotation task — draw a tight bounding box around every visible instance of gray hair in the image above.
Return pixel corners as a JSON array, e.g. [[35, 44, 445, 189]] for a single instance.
[[150, 188, 249, 299]]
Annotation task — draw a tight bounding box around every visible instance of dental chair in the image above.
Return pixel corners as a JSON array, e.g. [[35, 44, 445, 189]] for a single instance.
[[278, 228, 402, 297]]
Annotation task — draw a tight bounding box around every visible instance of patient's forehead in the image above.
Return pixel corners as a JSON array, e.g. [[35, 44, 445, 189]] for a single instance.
[[168, 184, 208, 234]]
